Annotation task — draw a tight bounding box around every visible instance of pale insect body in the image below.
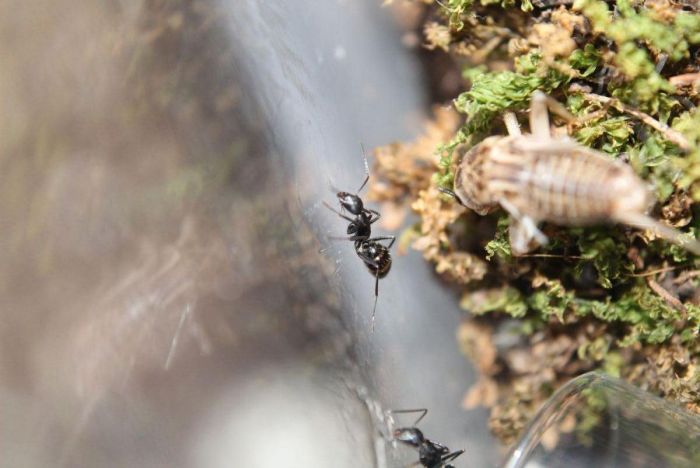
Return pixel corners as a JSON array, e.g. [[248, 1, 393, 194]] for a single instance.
[[453, 91, 700, 256]]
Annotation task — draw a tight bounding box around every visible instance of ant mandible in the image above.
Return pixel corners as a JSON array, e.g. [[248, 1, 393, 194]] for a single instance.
[[390, 409, 465, 468], [323, 147, 395, 328]]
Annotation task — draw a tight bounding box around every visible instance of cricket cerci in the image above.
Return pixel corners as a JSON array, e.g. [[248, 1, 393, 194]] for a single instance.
[[448, 91, 700, 256]]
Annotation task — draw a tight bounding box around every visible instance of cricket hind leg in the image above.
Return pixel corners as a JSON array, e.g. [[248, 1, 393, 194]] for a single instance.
[[529, 91, 576, 139]]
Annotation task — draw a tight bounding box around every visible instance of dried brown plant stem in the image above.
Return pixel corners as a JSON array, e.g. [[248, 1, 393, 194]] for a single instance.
[[647, 277, 688, 315], [627, 265, 681, 278], [670, 73, 700, 86], [672, 269, 700, 285]]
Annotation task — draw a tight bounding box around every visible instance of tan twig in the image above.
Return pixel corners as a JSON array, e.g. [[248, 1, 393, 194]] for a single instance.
[[647, 277, 687, 315], [672, 269, 700, 285], [670, 73, 700, 87], [515, 253, 584, 259], [627, 265, 680, 278]]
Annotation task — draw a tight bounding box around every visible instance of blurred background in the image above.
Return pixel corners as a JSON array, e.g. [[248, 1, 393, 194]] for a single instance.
[[0, 1, 496, 466]]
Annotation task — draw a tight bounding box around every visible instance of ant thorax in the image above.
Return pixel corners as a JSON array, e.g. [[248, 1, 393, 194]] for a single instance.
[[347, 221, 370, 239]]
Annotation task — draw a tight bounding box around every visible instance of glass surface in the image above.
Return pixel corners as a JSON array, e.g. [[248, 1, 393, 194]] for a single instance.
[[0, 1, 495, 466], [504, 372, 700, 468]]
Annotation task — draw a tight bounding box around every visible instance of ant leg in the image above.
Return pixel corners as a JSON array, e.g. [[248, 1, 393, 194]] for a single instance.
[[322, 201, 355, 223], [387, 409, 428, 426], [438, 449, 464, 468], [442, 449, 465, 463], [367, 209, 382, 224], [368, 236, 395, 249], [503, 111, 521, 137], [329, 235, 367, 242]]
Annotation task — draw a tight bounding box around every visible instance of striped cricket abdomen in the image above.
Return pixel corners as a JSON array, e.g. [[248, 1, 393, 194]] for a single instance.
[[485, 137, 652, 225]]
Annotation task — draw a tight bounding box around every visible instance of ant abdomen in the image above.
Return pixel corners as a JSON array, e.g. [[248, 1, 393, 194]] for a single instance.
[[357, 242, 392, 279]]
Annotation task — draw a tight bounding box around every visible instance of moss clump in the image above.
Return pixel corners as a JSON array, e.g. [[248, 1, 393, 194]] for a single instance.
[[373, 0, 700, 444]]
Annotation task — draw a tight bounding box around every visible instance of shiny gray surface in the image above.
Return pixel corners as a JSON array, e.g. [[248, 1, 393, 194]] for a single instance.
[[228, 1, 495, 466], [0, 0, 496, 466]]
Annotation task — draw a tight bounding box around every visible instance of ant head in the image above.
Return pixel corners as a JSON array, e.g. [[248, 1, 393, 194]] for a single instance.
[[337, 191, 364, 215], [393, 427, 424, 448]]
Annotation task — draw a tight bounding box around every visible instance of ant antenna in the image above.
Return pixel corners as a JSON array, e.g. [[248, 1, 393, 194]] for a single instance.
[[357, 143, 370, 194], [327, 176, 343, 195], [388, 408, 429, 426]]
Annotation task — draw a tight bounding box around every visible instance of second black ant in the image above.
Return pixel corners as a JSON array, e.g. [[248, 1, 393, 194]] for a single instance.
[[390, 409, 465, 468], [323, 149, 395, 327]]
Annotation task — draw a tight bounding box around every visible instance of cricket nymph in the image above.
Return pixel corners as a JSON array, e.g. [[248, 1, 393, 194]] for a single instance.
[[452, 91, 700, 256]]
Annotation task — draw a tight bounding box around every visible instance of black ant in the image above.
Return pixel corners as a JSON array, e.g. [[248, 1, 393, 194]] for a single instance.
[[323, 149, 395, 327], [389, 409, 465, 468]]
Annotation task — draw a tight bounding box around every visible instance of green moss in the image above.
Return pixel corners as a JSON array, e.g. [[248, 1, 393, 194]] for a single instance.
[[575, 228, 632, 289], [436, 0, 473, 31], [573, 0, 700, 105], [574, 116, 633, 155], [575, 282, 683, 345], [460, 286, 528, 317], [484, 215, 512, 261], [436, 0, 534, 27], [454, 52, 569, 135], [674, 109, 700, 199], [569, 44, 602, 78], [527, 278, 574, 322]]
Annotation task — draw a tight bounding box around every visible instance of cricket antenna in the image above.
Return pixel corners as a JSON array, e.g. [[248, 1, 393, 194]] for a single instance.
[[438, 187, 457, 199], [614, 211, 700, 256]]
